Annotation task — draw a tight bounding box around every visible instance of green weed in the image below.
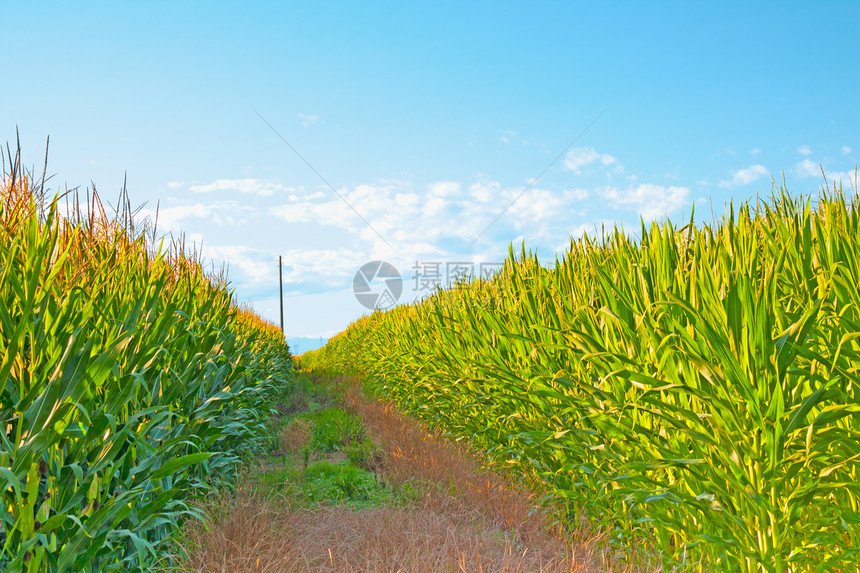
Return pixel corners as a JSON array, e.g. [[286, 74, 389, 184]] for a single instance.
[[302, 461, 392, 506], [300, 408, 365, 453]]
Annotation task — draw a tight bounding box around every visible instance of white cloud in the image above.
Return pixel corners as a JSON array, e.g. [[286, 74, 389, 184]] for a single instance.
[[203, 245, 275, 286], [394, 192, 420, 209], [423, 196, 446, 217], [603, 184, 690, 221], [297, 113, 318, 127], [166, 181, 182, 189], [272, 196, 352, 229], [189, 178, 289, 196], [200, 244, 372, 292], [563, 188, 589, 201], [468, 180, 500, 203], [798, 145, 812, 156], [139, 204, 213, 232], [137, 201, 253, 232], [269, 177, 594, 261], [428, 181, 461, 197], [795, 159, 820, 178], [719, 164, 769, 188], [499, 129, 516, 144], [751, 148, 761, 156], [794, 160, 857, 188], [825, 170, 858, 191], [843, 146, 852, 155], [279, 248, 369, 286], [510, 188, 565, 225], [563, 147, 617, 174]]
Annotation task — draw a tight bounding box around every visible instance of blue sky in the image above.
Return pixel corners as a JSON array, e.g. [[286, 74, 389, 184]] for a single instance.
[[3, 1, 858, 344]]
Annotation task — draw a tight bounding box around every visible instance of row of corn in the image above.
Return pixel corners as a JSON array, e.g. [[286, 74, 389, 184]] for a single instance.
[[1, 160, 291, 571], [303, 185, 860, 571]]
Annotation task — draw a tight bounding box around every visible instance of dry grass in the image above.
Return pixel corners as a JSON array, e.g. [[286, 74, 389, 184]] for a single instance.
[[279, 417, 312, 456], [340, 377, 582, 557], [178, 495, 607, 572], [175, 373, 650, 572]]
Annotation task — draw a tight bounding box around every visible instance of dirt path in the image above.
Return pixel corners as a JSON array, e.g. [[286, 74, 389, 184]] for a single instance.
[[172, 371, 632, 572]]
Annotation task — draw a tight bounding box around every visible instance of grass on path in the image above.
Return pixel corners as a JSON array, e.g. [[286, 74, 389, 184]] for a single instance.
[[170, 371, 652, 572]]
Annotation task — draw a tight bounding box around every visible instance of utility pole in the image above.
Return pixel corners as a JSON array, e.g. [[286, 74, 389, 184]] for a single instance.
[[279, 256, 284, 337]]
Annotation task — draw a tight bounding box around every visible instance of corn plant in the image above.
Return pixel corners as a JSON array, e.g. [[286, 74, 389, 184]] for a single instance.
[[1, 152, 292, 572], [303, 183, 860, 571]]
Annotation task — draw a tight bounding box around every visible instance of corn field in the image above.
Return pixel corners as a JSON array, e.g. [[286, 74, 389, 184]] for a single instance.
[[1, 152, 292, 571], [304, 184, 860, 571]]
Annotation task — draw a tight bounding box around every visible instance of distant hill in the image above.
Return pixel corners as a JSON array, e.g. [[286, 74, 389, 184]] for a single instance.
[[287, 336, 328, 356]]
